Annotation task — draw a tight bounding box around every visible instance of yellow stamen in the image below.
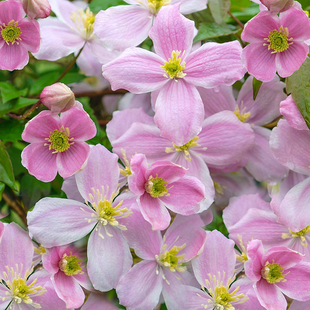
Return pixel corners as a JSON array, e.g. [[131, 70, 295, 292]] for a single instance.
[[145, 175, 169, 198], [234, 105, 251, 122], [45, 126, 73, 153], [59, 253, 83, 276], [282, 225, 310, 247], [263, 26, 293, 53], [70, 8, 95, 40], [261, 261, 286, 283], [0, 20, 21, 45], [165, 136, 200, 161], [147, 0, 171, 14], [161, 51, 186, 80]]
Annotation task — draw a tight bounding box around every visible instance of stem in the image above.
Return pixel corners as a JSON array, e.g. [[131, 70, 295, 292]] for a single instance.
[[75, 88, 128, 98], [228, 11, 244, 29], [2, 192, 27, 226]]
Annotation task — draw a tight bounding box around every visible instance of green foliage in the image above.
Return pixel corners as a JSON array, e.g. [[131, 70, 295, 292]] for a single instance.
[[208, 0, 231, 24], [0, 119, 24, 142], [0, 97, 37, 117], [89, 0, 127, 13], [286, 58, 310, 130], [0, 141, 17, 193], [0, 82, 27, 103], [252, 77, 263, 100]]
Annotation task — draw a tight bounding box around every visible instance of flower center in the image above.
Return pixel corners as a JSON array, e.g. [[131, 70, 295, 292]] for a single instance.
[[147, 0, 171, 14], [145, 175, 169, 198], [34, 245, 46, 256], [155, 243, 186, 272], [282, 225, 310, 247], [0, 265, 46, 307], [0, 20, 22, 45], [45, 126, 73, 153], [70, 7, 95, 40], [59, 253, 83, 276], [264, 26, 293, 53], [261, 261, 286, 283], [165, 136, 200, 161], [161, 51, 186, 80], [234, 105, 251, 122]]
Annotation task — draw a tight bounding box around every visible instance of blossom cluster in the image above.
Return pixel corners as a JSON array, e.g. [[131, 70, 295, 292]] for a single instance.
[[1, 0, 310, 309]]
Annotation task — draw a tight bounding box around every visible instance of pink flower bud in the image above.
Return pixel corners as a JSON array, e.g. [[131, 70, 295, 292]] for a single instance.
[[260, 0, 294, 13], [22, 0, 51, 19], [40, 83, 76, 114]]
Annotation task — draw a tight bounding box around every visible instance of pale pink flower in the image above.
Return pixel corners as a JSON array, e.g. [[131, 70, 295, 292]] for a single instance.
[[128, 153, 205, 230], [42, 245, 91, 308], [0, 0, 40, 71], [81, 293, 120, 310], [241, 7, 310, 81], [21, 106, 96, 182], [245, 240, 310, 310], [261, 0, 294, 13], [22, 0, 51, 19]]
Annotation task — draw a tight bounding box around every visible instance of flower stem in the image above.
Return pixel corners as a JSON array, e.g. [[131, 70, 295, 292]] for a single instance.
[[228, 11, 244, 29]]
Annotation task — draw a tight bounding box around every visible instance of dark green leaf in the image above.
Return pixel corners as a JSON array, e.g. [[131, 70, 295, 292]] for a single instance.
[[89, 0, 126, 13], [60, 72, 86, 85], [286, 58, 310, 130], [0, 141, 17, 191], [0, 119, 24, 142], [29, 71, 60, 95], [252, 77, 263, 101], [0, 97, 37, 117], [208, 0, 231, 25], [0, 182, 5, 201], [7, 146, 27, 176], [0, 82, 27, 103]]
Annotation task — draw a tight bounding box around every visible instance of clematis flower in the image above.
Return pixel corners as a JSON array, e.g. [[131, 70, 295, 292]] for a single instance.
[[260, 0, 294, 13], [94, 0, 208, 51], [42, 245, 92, 308], [103, 4, 246, 145], [21, 106, 96, 182], [128, 154, 205, 230], [241, 7, 310, 81], [81, 293, 120, 310], [0, 223, 68, 310], [245, 240, 310, 310], [0, 0, 40, 71], [27, 145, 133, 292], [117, 206, 207, 310], [22, 0, 51, 19]]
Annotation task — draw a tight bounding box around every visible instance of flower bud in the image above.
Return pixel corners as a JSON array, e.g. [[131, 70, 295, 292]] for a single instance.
[[260, 0, 294, 13], [22, 0, 51, 19], [40, 83, 76, 114]]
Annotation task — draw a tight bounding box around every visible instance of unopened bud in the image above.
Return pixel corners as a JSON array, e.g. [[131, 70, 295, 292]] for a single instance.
[[22, 0, 51, 19], [40, 83, 76, 114], [261, 0, 294, 13]]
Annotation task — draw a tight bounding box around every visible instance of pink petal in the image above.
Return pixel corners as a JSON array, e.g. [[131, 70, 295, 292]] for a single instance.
[[75, 144, 120, 203], [116, 260, 163, 310], [0, 42, 29, 71], [94, 5, 152, 50], [150, 4, 194, 60], [242, 43, 277, 82], [21, 143, 58, 182], [0, 1, 25, 24], [128, 153, 148, 196], [81, 293, 119, 310], [87, 226, 132, 291], [170, 0, 208, 14], [102, 47, 167, 94], [19, 18, 40, 53], [42, 247, 61, 275], [61, 175, 84, 203], [275, 42, 309, 78], [27, 198, 95, 247], [139, 193, 171, 230], [184, 41, 246, 87], [154, 80, 204, 145], [244, 239, 264, 282]]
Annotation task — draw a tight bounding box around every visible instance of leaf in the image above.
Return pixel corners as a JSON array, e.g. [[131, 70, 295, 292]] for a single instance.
[[0, 82, 27, 103], [252, 77, 263, 101], [0, 182, 5, 201], [0, 141, 17, 191], [0, 97, 37, 117], [29, 71, 61, 95], [286, 58, 310, 130], [0, 119, 24, 142], [89, 0, 127, 13], [208, 0, 231, 25], [60, 72, 86, 85], [194, 22, 239, 43]]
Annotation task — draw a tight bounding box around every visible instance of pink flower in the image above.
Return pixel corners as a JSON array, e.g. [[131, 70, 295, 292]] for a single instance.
[[22, 0, 51, 19], [0, 0, 40, 71], [81, 293, 120, 310], [128, 154, 205, 230], [241, 7, 310, 81], [21, 106, 96, 182], [245, 240, 310, 310], [260, 0, 294, 13], [42, 245, 91, 308]]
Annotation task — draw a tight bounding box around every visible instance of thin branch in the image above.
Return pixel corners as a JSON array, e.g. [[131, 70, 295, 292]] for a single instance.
[[228, 11, 244, 29], [74, 88, 128, 98], [7, 99, 41, 120], [2, 192, 27, 225]]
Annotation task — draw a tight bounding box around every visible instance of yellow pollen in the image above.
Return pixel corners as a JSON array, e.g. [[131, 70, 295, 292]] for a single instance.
[[155, 243, 187, 272], [236, 235, 248, 263], [234, 105, 251, 122], [0, 20, 22, 45], [282, 225, 310, 247], [214, 182, 226, 196], [120, 149, 132, 177], [263, 26, 293, 53], [261, 261, 286, 283], [45, 126, 73, 153], [1, 265, 46, 308], [70, 7, 95, 40], [59, 253, 83, 276], [165, 136, 200, 161], [34, 245, 46, 256], [304, 10, 309, 17], [161, 50, 186, 80], [147, 0, 171, 14], [145, 175, 169, 198]]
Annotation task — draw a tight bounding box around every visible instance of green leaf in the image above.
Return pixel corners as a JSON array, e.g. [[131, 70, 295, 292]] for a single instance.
[[29, 71, 61, 95], [0, 182, 5, 201], [286, 57, 310, 130], [20, 174, 51, 209], [60, 72, 86, 85], [194, 22, 239, 43], [0, 141, 17, 192], [252, 77, 263, 101], [89, 0, 126, 13], [0, 82, 27, 103], [0, 97, 37, 117], [0, 119, 24, 142], [208, 0, 231, 25]]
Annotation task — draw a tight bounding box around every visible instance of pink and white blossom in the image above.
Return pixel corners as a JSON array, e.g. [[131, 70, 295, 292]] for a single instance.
[[22, 0, 51, 19]]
